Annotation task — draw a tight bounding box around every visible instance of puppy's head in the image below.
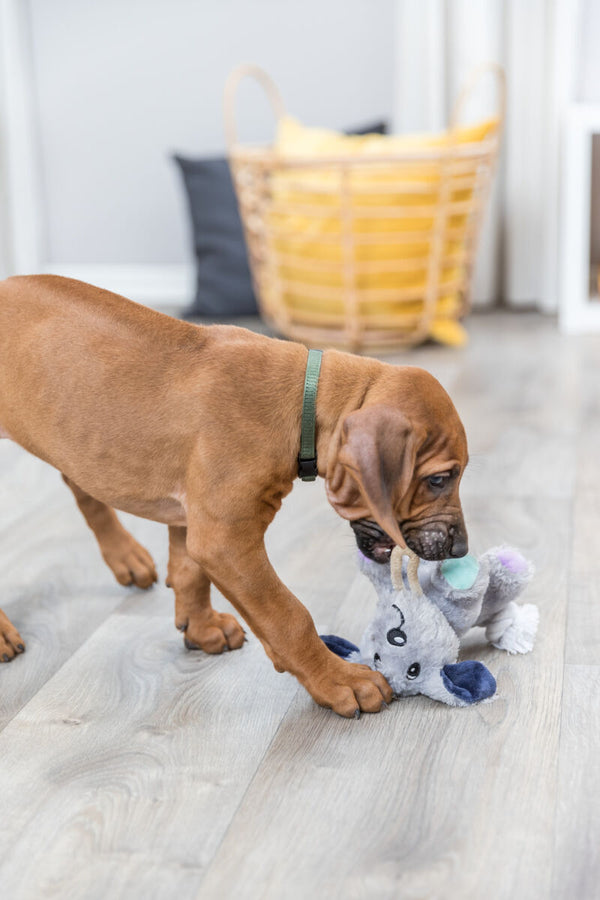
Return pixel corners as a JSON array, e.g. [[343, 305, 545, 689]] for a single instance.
[[325, 367, 468, 562]]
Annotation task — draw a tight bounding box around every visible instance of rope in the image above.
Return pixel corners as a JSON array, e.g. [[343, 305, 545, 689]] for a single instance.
[[390, 545, 423, 597]]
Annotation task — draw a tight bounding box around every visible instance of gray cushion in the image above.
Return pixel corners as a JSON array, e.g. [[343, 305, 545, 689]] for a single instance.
[[174, 156, 257, 317]]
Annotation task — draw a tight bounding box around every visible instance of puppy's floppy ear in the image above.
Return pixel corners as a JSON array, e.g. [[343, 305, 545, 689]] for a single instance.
[[325, 405, 421, 547]]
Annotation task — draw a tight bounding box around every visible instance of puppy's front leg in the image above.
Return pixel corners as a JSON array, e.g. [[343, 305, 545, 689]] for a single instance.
[[186, 515, 392, 717]]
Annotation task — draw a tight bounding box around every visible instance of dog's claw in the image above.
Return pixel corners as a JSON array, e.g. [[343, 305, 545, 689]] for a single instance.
[[354, 708, 361, 719]]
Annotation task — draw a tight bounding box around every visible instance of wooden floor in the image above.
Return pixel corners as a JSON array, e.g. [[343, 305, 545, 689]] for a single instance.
[[0, 311, 598, 899]]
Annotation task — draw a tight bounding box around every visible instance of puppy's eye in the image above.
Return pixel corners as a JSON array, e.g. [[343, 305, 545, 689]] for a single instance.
[[407, 662, 421, 680], [427, 473, 449, 489]]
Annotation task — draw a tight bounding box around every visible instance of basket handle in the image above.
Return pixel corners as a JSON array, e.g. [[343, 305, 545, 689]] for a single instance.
[[449, 62, 506, 132], [224, 63, 286, 151]]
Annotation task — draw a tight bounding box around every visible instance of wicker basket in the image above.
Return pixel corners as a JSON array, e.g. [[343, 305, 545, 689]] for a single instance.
[[225, 64, 505, 351]]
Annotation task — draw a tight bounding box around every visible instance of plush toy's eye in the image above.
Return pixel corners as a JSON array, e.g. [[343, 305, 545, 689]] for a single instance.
[[407, 662, 421, 679]]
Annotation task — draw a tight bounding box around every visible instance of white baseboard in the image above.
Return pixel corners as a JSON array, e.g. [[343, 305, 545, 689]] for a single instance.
[[42, 264, 195, 310], [560, 301, 600, 334]]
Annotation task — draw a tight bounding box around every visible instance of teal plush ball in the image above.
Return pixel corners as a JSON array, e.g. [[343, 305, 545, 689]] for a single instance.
[[441, 554, 479, 590]]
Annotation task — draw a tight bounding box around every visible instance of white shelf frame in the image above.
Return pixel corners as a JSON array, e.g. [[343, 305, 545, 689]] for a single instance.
[[560, 103, 600, 333]]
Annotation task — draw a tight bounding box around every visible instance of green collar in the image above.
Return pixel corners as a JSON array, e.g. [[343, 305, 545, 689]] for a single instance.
[[298, 349, 323, 481]]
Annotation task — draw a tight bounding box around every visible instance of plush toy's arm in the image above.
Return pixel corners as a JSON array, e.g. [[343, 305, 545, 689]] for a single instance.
[[475, 547, 538, 653], [475, 547, 534, 625]]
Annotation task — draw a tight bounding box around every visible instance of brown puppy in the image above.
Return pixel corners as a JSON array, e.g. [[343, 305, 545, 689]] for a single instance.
[[0, 275, 469, 716]]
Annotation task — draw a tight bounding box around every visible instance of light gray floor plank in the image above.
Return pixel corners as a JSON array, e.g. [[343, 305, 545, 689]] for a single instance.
[[0, 614, 297, 900], [552, 665, 600, 899], [448, 324, 579, 503], [573, 332, 600, 487], [565, 489, 600, 666]]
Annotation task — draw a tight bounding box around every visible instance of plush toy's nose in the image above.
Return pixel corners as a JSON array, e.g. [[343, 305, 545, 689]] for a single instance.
[[441, 661, 496, 704]]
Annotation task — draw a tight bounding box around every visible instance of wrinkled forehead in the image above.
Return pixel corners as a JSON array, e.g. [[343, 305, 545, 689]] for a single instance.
[[413, 416, 469, 470], [388, 367, 468, 455]]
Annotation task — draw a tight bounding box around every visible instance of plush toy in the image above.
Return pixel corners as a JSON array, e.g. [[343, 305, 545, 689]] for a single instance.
[[321, 545, 538, 707]]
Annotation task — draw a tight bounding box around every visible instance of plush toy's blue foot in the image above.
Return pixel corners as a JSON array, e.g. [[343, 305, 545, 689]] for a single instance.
[[441, 661, 496, 704]]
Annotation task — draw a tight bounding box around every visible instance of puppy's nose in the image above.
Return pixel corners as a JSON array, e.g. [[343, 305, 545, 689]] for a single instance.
[[449, 527, 468, 558]]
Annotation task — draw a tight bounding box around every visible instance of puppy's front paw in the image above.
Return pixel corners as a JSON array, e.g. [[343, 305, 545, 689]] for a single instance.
[[0, 610, 25, 662], [102, 537, 158, 589], [308, 657, 393, 718], [178, 610, 246, 654]]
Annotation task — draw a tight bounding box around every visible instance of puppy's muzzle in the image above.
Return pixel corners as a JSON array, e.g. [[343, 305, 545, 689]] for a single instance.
[[351, 519, 468, 562], [403, 522, 468, 560]]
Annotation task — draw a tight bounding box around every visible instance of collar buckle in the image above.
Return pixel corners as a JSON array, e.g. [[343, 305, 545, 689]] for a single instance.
[[297, 456, 318, 481]]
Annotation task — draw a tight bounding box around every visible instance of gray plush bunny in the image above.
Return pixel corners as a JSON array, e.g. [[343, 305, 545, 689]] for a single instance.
[[322, 546, 537, 707]]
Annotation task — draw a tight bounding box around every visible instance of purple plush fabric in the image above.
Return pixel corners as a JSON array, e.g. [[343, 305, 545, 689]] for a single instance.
[[497, 548, 528, 574]]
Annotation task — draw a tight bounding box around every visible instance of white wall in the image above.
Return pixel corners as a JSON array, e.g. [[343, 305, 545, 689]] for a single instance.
[[578, 0, 600, 102], [26, 0, 395, 269]]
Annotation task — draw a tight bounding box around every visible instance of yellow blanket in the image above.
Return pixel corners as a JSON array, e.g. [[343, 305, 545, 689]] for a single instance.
[[266, 115, 499, 346]]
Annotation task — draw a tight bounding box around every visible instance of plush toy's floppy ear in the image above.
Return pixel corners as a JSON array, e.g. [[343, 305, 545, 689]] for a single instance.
[[326, 406, 421, 549], [440, 661, 496, 705]]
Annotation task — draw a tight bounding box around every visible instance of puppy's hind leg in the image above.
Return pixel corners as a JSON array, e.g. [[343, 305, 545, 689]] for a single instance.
[[0, 608, 25, 662], [168, 525, 245, 654], [62, 475, 158, 589]]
